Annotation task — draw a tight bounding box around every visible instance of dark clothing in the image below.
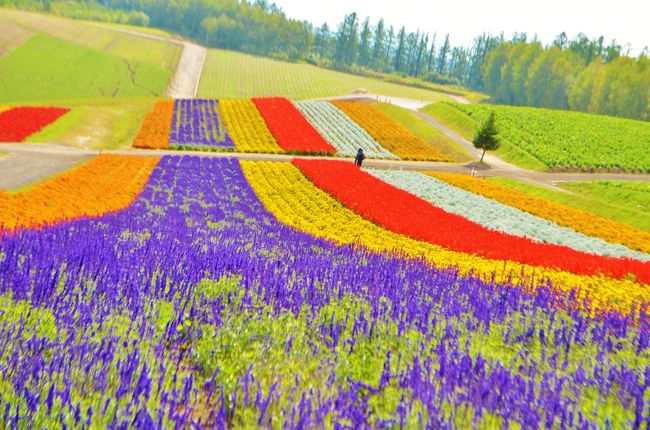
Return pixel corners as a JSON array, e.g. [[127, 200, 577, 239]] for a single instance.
[[355, 150, 365, 167]]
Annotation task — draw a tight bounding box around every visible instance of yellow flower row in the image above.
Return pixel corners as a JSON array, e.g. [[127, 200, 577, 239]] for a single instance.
[[427, 172, 650, 255], [332, 101, 449, 161], [241, 160, 650, 316], [220, 99, 283, 153]]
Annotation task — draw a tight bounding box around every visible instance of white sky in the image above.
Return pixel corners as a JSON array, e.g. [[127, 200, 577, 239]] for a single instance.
[[272, 0, 649, 56]]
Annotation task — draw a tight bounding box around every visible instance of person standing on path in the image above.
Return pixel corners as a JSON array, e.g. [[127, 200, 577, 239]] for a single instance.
[[354, 148, 365, 167]]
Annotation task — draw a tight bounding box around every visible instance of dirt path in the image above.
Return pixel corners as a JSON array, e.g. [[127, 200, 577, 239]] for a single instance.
[[0, 149, 92, 190], [91, 24, 207, 98], [2, 143, 649, 191]]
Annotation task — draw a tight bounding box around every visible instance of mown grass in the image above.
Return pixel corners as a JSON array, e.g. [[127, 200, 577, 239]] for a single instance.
[[25, 97, 159, 150], [0, 34, 170, 102], [490, 178, 650, 233], [371, 102, 473, 163], [0, 8, 182, 71], [198, 49, 466, 101]]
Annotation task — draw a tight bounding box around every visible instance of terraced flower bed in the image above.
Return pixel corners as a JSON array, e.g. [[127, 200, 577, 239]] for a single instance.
[[132, 98, 448, 160], [3, 155, 649, 427]]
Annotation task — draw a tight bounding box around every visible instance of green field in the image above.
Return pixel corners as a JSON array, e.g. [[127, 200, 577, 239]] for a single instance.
[[372, 102, 473, 163], [422, 102, 650, 172], [490, 178, 650, 233], [199, 49, 463, 101], [0, 34, 171, 102], [25, 97, 158, 150], [0, 8, 181, 71]]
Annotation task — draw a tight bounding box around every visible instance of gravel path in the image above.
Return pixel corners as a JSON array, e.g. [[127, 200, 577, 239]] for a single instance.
[[0, 149, 91, 190]]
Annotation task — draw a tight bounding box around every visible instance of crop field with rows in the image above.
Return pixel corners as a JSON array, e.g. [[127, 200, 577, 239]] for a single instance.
[[198, 49, 460, 102], [423, 102, 650, 172]]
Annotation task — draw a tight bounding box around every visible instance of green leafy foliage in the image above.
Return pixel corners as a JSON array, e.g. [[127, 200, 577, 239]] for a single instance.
[[472, 111, 499, 161]]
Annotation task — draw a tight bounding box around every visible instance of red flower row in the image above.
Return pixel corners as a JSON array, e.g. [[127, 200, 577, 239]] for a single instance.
[[0, 107, 70, 142], [252, 97, 336, 153], [294, 159, 650, 283]]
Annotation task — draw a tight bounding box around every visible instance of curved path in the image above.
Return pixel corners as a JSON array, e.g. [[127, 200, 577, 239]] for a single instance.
[[1, 143, 649, 191]]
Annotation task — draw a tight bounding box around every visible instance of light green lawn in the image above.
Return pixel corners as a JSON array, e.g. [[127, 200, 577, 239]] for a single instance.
[[490, 178, 650, 233], [372, 102, 473, 163], [0, 34, 170, 103], [199, 49, 466, 101]]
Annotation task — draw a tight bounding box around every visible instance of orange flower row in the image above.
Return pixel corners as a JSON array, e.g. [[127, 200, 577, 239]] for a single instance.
[[427, 172, 650, 254], [133, 100, 174, 149], [332, 101, 449, 161], [0, 155, 159, 232]]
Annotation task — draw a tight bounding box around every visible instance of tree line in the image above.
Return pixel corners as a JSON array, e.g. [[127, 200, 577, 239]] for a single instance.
[[483, 34, 650, 120], [2, 0, 649, 120]]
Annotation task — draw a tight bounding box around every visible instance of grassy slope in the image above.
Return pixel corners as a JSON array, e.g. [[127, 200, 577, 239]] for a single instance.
[[372, 103, 473, 163], [199, 49, 461, 101], [0, 34, 170, 102], [26, 97, 157, 150], [0, 8, 182, 71], [490, 178, 650, 233], [421, 102, 548, 170]]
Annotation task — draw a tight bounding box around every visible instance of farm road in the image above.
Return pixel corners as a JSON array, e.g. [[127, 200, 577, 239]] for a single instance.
[[1, 143, 650, 192], [91, 24, 206, 98]]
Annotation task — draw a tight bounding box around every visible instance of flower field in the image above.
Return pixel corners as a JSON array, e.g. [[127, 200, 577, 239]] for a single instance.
[[133, 100, 174, 150], [428, 172, 650, 254], [169, 99, 234, 149], [251, 97, 336, 154], [132, 98, 453, 160], [0, 106, 70, 142], [369, 169, 649, 261], [3, 155, 650, 427], [294, 159, 650, 283], [294, 101, 397, 159], [220, 99, 283, 153], [0, 155, 650, 428], [0, 155, 159, 232], [332, 101, 450, 161]]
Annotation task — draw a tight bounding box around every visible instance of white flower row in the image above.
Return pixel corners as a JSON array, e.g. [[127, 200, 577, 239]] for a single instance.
[[294, 101, 398, 159], [368, 169, 650, 261]]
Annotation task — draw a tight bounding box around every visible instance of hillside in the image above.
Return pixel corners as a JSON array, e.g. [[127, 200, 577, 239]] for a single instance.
[[0, 33, 170, 102], [423, 102, 650, 172], [0, 8, 181, 71], [198, 49, 464, 101]]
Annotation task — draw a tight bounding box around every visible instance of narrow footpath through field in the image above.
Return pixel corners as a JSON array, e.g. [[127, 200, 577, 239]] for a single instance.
[[1, 142, 649, 191], [91, 24, 207, 98]]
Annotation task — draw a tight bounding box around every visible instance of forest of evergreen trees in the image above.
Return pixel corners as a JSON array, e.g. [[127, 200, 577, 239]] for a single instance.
[[3, 0, 649, 120]]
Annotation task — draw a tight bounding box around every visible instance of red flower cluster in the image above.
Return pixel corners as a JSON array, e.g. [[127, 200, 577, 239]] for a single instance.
[[252, 97, 336, 154], [294, 158, 650, 283], [0, 107, 70, 142]]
